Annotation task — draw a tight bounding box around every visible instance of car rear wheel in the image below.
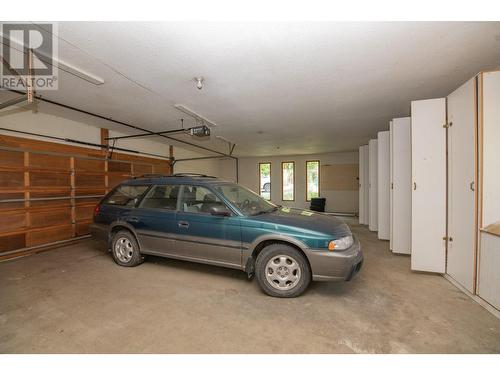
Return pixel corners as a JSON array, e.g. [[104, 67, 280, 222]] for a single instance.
[[111, 230, 143, 267], [255, 244, 311, 297]]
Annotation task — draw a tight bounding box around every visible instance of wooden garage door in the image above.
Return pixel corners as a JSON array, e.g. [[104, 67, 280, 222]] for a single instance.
[[0, 134, 171, 260]]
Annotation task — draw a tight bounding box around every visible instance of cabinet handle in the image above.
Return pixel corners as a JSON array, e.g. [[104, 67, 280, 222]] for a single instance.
[[413, 182, 417, 190], [470, 181, 475, 191]]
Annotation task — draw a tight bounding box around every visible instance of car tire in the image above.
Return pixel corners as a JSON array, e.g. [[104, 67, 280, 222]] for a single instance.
[[111, 230, 143, 267], [263, 182, 271, 192], [255, 244, 311, 298]]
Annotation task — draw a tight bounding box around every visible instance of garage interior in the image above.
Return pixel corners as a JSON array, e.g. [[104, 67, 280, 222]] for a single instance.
[[1, 22, 500, 354]]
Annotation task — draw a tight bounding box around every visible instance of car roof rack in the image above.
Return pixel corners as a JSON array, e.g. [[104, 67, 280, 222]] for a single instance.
[[171, 173, 217, 178], [134, 173, 217, 179], [133, 174, 168, 179]]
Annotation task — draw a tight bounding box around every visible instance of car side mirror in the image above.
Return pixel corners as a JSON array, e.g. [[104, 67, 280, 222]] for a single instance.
[[210, 205, 231, 217]]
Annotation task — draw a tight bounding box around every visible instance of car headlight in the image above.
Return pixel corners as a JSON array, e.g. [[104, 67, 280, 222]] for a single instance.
[[328, 235, 354, 251]]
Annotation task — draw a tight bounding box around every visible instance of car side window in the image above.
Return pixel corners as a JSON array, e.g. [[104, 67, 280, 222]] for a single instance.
[[139, 185, 180, 210], [179, 185, 227, 214], [104, 185, 149, 207]]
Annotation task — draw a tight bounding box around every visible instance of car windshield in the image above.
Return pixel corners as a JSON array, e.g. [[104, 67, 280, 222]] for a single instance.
[[214, 183, 277, 216]]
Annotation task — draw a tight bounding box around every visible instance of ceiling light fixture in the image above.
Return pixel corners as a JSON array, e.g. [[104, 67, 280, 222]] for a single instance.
[[194, 77, 204, 90]]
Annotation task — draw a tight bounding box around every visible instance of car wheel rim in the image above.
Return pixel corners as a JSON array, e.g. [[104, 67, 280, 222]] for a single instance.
[[114, 237, 134, 263], [265, 255, 301, 291]]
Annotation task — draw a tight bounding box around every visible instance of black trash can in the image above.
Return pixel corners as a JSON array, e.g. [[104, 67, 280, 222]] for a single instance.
[[310, 198, 326, 212]]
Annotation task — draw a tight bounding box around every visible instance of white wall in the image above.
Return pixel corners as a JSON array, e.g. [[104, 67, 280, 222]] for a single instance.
[[0, 104, 103, 149], [238, 151, 359, 213], [172, 147, 237, 182]]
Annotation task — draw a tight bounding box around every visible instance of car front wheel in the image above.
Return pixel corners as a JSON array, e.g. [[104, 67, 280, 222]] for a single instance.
[[255, 244, 311, 297]]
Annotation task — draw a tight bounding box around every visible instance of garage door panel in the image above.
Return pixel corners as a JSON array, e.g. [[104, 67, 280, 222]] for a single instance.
[[29, 199, 71, 209], [133, 163, 153, 176], [108, 173, 131, 188], [75, 173, 105, 187], [75, 221, 92, 236], [108, 161, 131, 173], [30, 154, 70, 171], [0, 150, 24, 168], [30, 190, 71, 208], [74, 158, 105, 172], [153, 164, 170, 175], [30, 172, 71, 187], [75, 204, 95, 221], [0, 212, 27, 233], [0, 192, 25, 210], [28, 225, 73, 247], [75, 188, 106, 197], [0, 233, 26, 253], [0, 134, 171, 256], [30, 208, 72, 228], [0, 171, 24, 188]]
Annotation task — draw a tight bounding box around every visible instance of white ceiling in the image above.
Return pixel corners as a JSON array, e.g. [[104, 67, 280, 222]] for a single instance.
[[3, 22, 500, 156]]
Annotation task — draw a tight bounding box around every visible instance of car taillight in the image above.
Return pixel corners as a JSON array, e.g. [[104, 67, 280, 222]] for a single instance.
[[94, 204, 101, 217]]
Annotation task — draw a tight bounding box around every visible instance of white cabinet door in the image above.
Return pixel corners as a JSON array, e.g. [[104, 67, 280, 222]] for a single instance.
[[478, 71, 500, 308], [368, 139, 378, 232], [363, 145, 370, 225], [447, 78, 477, 292], [478, 232, 500, 311], [410, 100, 446, 271], [389, 121, 394, 250], [481, 71, 500, 228], [358, 146, 366, 224], [392, 117, 412, 254], [377, 131, 390, 240]]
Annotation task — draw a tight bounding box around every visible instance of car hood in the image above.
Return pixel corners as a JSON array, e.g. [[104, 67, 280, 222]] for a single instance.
[[248, 207, 352, 239]]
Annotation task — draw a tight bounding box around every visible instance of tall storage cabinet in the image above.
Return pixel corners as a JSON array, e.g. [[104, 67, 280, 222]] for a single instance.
[[358, 146, 367, 225], [410, 99, 447, 272], [389, 121, 394, 250], [368, 139, 378, 231], [477, 70, 500, 311], [377, 131, 390, 240], [391, 117, 412, 254], [447, 78, 477, 293], [362, 144, 370, 225]]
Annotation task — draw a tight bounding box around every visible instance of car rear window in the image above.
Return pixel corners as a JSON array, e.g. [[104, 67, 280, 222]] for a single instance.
[[140, 185, 180, 210], [103, 185, 149, 207]]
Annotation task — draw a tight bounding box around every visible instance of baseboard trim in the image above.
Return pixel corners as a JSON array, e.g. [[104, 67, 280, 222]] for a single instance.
[[0, 235, 91, 262], [443, 273, 500, 319]]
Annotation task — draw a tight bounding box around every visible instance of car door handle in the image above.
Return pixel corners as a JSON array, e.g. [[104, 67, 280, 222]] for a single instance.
[[178, 221, 189, 229], [127, 216, 140, 223]]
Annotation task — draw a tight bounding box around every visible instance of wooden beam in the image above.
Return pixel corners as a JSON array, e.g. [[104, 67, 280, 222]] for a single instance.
[[100, 128, 109, 151]]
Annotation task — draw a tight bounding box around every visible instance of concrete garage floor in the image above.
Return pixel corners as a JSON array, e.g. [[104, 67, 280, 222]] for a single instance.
[[1, 218, 499, 354]]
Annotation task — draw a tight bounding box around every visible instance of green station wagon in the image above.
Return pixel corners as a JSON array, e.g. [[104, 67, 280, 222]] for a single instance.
[[91, 174, 363, 297]]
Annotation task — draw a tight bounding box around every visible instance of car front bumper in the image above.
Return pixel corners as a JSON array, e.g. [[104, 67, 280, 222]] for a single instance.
[[305, 236, 363, 281]]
